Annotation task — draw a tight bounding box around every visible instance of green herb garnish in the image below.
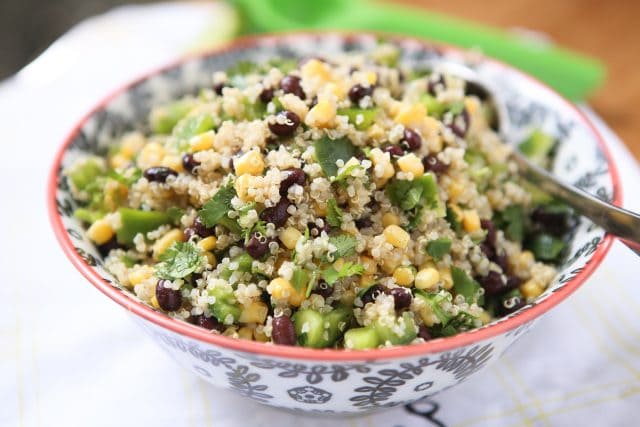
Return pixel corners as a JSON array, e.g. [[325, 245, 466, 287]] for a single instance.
[[322, 262, 365, 285], [314, 136, 359, 178], [386, 174, 443, 229], [292, 267, 309, 293], [327, 234, 358, 260], [451, 267, 482, 304], [155, 242, 204, 280], [496, 205, 525, 242], [326, 198, 343, 227], [198, 184, 241, 234], [426, 238, 452, 261]]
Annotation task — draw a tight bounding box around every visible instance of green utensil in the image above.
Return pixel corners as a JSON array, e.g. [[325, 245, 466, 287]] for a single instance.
[[231, 0, 605, 100]]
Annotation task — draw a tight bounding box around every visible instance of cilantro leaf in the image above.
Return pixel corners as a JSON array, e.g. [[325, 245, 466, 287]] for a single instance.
[[332, 162, 363, 186], [166, 206, 184, 224], [495, 205, 525, 242], [198, 184, 241, 234], [314, 136, 359, 178], [155, 242, 204, 280], [426, 238, 452, 261], [326, 198, 343, 227], [322, 262, 365, 285], [327, 234, 358, 260], [451, 267, 482, 304], [386, 174, 443, 229]]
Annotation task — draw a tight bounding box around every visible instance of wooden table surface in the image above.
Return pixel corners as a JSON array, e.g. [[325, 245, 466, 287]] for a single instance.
[[396, 0, 640, 159]]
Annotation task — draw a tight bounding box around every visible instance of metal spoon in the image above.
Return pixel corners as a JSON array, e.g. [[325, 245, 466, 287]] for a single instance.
[[436, 62, 640, 256]]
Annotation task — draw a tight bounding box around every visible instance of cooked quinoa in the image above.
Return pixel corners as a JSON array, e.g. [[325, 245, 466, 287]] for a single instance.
[[64, 45, 572, 349]]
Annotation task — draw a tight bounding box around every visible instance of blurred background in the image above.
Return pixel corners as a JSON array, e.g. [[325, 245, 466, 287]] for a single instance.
[[1, 0, 638, 157]]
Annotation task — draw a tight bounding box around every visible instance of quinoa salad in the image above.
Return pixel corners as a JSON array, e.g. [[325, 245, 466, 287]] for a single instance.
[[64, 45, 573, 350]]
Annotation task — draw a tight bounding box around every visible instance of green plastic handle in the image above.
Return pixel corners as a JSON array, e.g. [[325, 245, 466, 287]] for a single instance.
[[232, 0, 605, 100]]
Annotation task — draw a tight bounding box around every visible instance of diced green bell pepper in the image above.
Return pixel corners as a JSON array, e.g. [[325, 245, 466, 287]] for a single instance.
[[68, 157, 105, 192], [116, 208, 172, 245], [292, 309, 326, 348], [344, 327, 380, 350], [208, 286, 241, 324], [337, 107, 379, 130], [528, 233, 566, 262], [220, 252, 254, 280], [373, 312, 418, 345], [519, 130, 555, 166], [150, 99, 196, 134], [421, 94, 447, 119]]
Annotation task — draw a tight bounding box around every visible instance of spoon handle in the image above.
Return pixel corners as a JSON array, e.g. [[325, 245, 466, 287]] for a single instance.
[[511, 150, 640, 257]]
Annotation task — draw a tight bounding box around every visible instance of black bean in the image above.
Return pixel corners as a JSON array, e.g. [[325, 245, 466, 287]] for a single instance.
[[260, 198, 291, 228], [155, 279, 183, 311], [348, 84, 373, 104], [506, 275, 522, 291], [531, 207, 569, 236], [182, 153, 200, 174], [355, 216, 373, 229], [480, 242, 495, 260], [259, 87, 274, 103], [144, 166, 178, 183], [500, 293, 525, 315], [309, 95, 318, 108], [449, 109, 470, 138], [401, 128, 422, 151], [382, 144, 405, 157], [390, 287, 412, 310], [422, 154, 448, 174], [213, 82, 226, 95], [494, 252, 509, 273], [272, 316, 296, 346], [361, 284, 387, 305], [279, 168, 306, 196], [478, 271, 507, 296], [313, 280, 334, 299], [418, 324, 432, 341], [191, 314, 225, 332], [97, 237, 122, 258], [481, 219, 496, 247], [183, 227, 197, 241], [260, 291, 275, 317], [246, 232, 270, 259], [193, 216, 215, 237], [427, 73, 445, 95], [280, 75, 305, 99], [268, 110, 300, 137]]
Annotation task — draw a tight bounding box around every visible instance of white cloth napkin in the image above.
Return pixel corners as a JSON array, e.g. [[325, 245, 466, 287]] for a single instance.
[[1, 3, 638, 426]]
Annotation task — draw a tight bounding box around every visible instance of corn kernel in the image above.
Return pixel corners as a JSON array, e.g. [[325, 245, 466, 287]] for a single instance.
[[440, 268, 453, 290], [448, 181, 465, 200], [359, 274, 376, 287], [397, 153, 424, 177], [137, 142, 165, 170], [479, 311, 491, 325], [109, 153, 130, 169], [520, 279, 544, 299], [151, 295, 160, 309], [394, 103, 427, 127], [197, 236, 217, 251], [234, 174, 253, 201], [464, 97, 480, 116], [239, 301, 269, 324], [189, 130, 215, 152], [267, 277, 305, 307], [327, 82, 347, 100], [381, 258, 400, 275], [120, 133, 145, 158], [415, 267, 440, 290], [359, 256, 378, 275], [204, 251, 216, 267], [238, 326, 254, 340], [516, 251, 535, 271], [312, 200, 327, 216], [393, 266, 415, 287], [278, 94, 309, 120], [301, 58, 332, 82], [279, 227, 302, 250], [152, 229, 185, 259], [234, 149, 265, 176], [161, 155, 185, 173], [87, 218, 114, 245], [128, 265, 154, 286], [462, 210, 481, 233], [383, 224, 410, 249], [369, 148, 395, 185], [382, 212, 400, 227], [305, 99, 336, 128]]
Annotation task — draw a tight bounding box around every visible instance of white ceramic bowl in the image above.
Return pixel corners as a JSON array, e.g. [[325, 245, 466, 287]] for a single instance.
[[48, 32, 620, 414]]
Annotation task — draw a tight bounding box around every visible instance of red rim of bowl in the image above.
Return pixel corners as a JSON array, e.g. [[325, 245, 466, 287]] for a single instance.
[[48, 31, 621, 361]]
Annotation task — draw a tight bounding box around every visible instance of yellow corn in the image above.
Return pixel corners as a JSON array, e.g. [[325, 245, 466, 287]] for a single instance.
[[267, 277, 305, 307], [189, 130, 215, 152], [128, 265, 154, 286], [393, 266, 415, 287], [234, 173, 252, 202], [305, 99, 336, 128], [448, 181, 465, 200], [238, 326, 254, 340], [415, 267, 440, 290], [152, 229, 185, 259], [197, 236, 217, 251], [239, 301, 269, 324], [479, 310, 491, 325], [440, 267, 453, 290], [394, 103, 427, 127], [234, 150, 265, 176], [151, 295, 160, 309], [462, 209, 481, 233], [369, 148, 395, 185], [520, 279, 544, 299], [87, 218, 114, 245], [161, 155, 184, 173], [383, 224, 410, 249], [279, 227, 302, 250], [359, 274, 376, 287], [137, 142, 165, 170], [381, 257, 400, 275], [301, 58, 332, 82], [312, 200, 328, 216], [359, 255, 378, 275], [397, 153, 424, 177], [382, 212, 400, 227], [109, 153, 130, 169], [204, 251, 217, 267], [120, 133, 145, 158]]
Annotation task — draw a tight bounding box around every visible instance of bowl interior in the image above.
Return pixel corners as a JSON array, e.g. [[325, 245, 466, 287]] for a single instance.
[[50, 32, 618, 359]]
